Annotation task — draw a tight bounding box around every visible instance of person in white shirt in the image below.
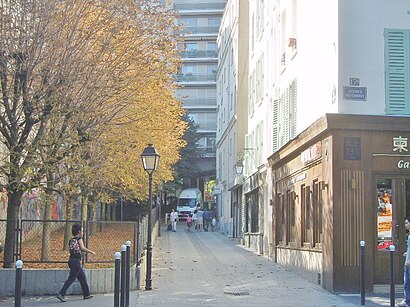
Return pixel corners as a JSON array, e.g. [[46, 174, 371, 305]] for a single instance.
[[170, 209, 178, 232]]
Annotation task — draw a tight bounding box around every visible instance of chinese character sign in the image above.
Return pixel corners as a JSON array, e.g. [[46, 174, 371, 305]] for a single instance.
[[393, 136, 408, 153]]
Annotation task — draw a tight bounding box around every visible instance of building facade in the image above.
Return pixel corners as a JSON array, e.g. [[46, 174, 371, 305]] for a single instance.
[[216, 0, 410, 292], [269, 114, 410, 291], [172, 0, 226, 193], [267, 0, 410, 291], [215, 0, 248, 237]]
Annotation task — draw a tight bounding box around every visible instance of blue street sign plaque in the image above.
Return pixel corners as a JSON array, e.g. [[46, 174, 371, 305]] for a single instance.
[[343, 86, 367, 101]]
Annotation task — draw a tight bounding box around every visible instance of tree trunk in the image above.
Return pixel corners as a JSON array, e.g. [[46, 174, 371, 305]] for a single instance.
[[112, 203, 117, 221], [63, 195, 75, 250], [41, 198, 52, 261], [81, 194, 88, 222], [101, 203, 106, 221], [3, 190, 22, 268], [100, 203, 106, 232], [106, 204, 111, 221], [90, 200, 97, 235]]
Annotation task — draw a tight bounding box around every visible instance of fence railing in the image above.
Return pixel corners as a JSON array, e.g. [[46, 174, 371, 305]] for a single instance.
[[0, 207, 157, 266]]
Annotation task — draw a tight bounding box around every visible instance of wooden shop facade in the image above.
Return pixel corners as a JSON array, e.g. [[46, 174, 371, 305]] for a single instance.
[[268, 114, 410, 292]]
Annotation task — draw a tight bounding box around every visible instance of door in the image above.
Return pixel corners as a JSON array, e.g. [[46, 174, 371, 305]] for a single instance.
[[374, 177, 410, 283]]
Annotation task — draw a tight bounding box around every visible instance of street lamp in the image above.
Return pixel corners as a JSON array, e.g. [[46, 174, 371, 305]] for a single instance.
[[234, 160, 244, 176], [141, 144, 160, 291]]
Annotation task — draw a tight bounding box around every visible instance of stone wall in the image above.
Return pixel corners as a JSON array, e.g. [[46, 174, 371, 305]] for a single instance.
[[0, 265, 140, 296]]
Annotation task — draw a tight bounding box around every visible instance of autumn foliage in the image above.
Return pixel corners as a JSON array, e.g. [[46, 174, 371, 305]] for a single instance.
[[0, 0, 185, 267]]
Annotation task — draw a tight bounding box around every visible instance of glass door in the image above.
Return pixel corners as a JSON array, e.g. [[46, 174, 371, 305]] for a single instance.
[[375, 177, 409, 283]]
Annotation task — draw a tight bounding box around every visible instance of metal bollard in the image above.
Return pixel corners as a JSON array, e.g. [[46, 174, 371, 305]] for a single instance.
[[390, 245, 395, 307], [15, 260, 23, 307], [125, 241, 131, 307], [360, 241, 365, 305], [114, 252, 121, 307], [121, 245, 126, 307]]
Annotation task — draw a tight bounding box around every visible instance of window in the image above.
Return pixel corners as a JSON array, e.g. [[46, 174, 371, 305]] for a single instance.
[[185, 43, 197, 52], [279, 195, 285, 243], [250, 192, 259, 233], [278, 79, 297, 147], [384, 29, 410, 114], [207, 42, 217, 51], [289, 191, 296, 243], [179, 18, 197, 27], [182, 65, 196, 74], [284, 191, 291, 244], [256, 0, 264, 37], [188, 113, 197, 124], [272, 99, 279, 152], [251, 13, 255, 51], [301, 185, 312, 246], [208, 65, 218, 75], [312, 180, 323, 247], [208, 18, 221, 27]]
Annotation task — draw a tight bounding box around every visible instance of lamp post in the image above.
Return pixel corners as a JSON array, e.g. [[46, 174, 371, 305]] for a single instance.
[[234, 160, 244, 176], [141, 144, 160, 291]]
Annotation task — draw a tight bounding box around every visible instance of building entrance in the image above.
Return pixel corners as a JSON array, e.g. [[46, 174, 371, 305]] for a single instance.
[[374, 176, 410, 284]]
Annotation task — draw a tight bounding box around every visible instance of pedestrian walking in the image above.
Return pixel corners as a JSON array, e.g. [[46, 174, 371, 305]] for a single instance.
[[211, 217, 216, 232], [57, 224, 95, 302], [192, 210, 198, 230], [196, 208, 203, 231], [170, 209, 178, 232], [186, 214, 193, 232], [203, 208, 211, 231]]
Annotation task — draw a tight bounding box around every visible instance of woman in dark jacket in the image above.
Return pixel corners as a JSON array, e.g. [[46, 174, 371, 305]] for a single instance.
[[57, 224, 96, 302]]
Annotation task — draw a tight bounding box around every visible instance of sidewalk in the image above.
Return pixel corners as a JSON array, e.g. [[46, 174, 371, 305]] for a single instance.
[[0, 223, 404, 306], [0, 290, 398, 306], [1, 291, 138, 306]]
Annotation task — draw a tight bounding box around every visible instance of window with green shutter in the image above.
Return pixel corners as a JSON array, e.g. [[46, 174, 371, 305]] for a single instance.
[[384, 29, 410, 114]]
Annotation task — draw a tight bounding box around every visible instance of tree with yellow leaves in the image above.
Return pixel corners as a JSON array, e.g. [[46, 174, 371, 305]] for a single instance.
[[0, 0, 185, 267]]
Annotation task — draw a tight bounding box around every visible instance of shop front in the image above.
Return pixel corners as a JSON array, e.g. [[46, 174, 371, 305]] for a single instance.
[[243, 171, 264, 254], [268, 114, 410, 292], [372, 134, 410, 285]]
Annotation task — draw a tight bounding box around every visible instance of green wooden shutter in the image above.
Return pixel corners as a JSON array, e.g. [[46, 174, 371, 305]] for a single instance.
[[284, 87, 290, 141], [290, 79, 298, 137], [272, 99, 279, 152], [385, 29, 410, 114]]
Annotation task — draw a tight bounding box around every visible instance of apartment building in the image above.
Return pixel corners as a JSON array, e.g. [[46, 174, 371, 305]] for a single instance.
[[171, 0, 226, 195], [216, 0, 248, 237], [217, 0, 410, 292]]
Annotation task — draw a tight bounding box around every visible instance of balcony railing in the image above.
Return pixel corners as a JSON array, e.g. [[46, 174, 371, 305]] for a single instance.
[[175, 73, 216, 82], [180, 50, 218, 58], [198, 147, 216, 158], [180, 26, 221, 35], [174, 2, 226, 11], [196, 122, 217, 130], [181, 98, 216, 107]]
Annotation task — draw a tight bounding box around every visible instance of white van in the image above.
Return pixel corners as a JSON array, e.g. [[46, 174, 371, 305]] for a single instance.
[[176, 188, 203, 220]]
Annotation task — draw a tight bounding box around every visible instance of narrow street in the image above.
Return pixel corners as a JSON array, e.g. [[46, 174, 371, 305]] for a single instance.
[[0, 224, 396, 306], [136, 223, 365, 306]]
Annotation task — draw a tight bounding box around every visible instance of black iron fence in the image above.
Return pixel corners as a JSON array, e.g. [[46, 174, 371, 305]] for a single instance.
[[0, 207, 157, 266]]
